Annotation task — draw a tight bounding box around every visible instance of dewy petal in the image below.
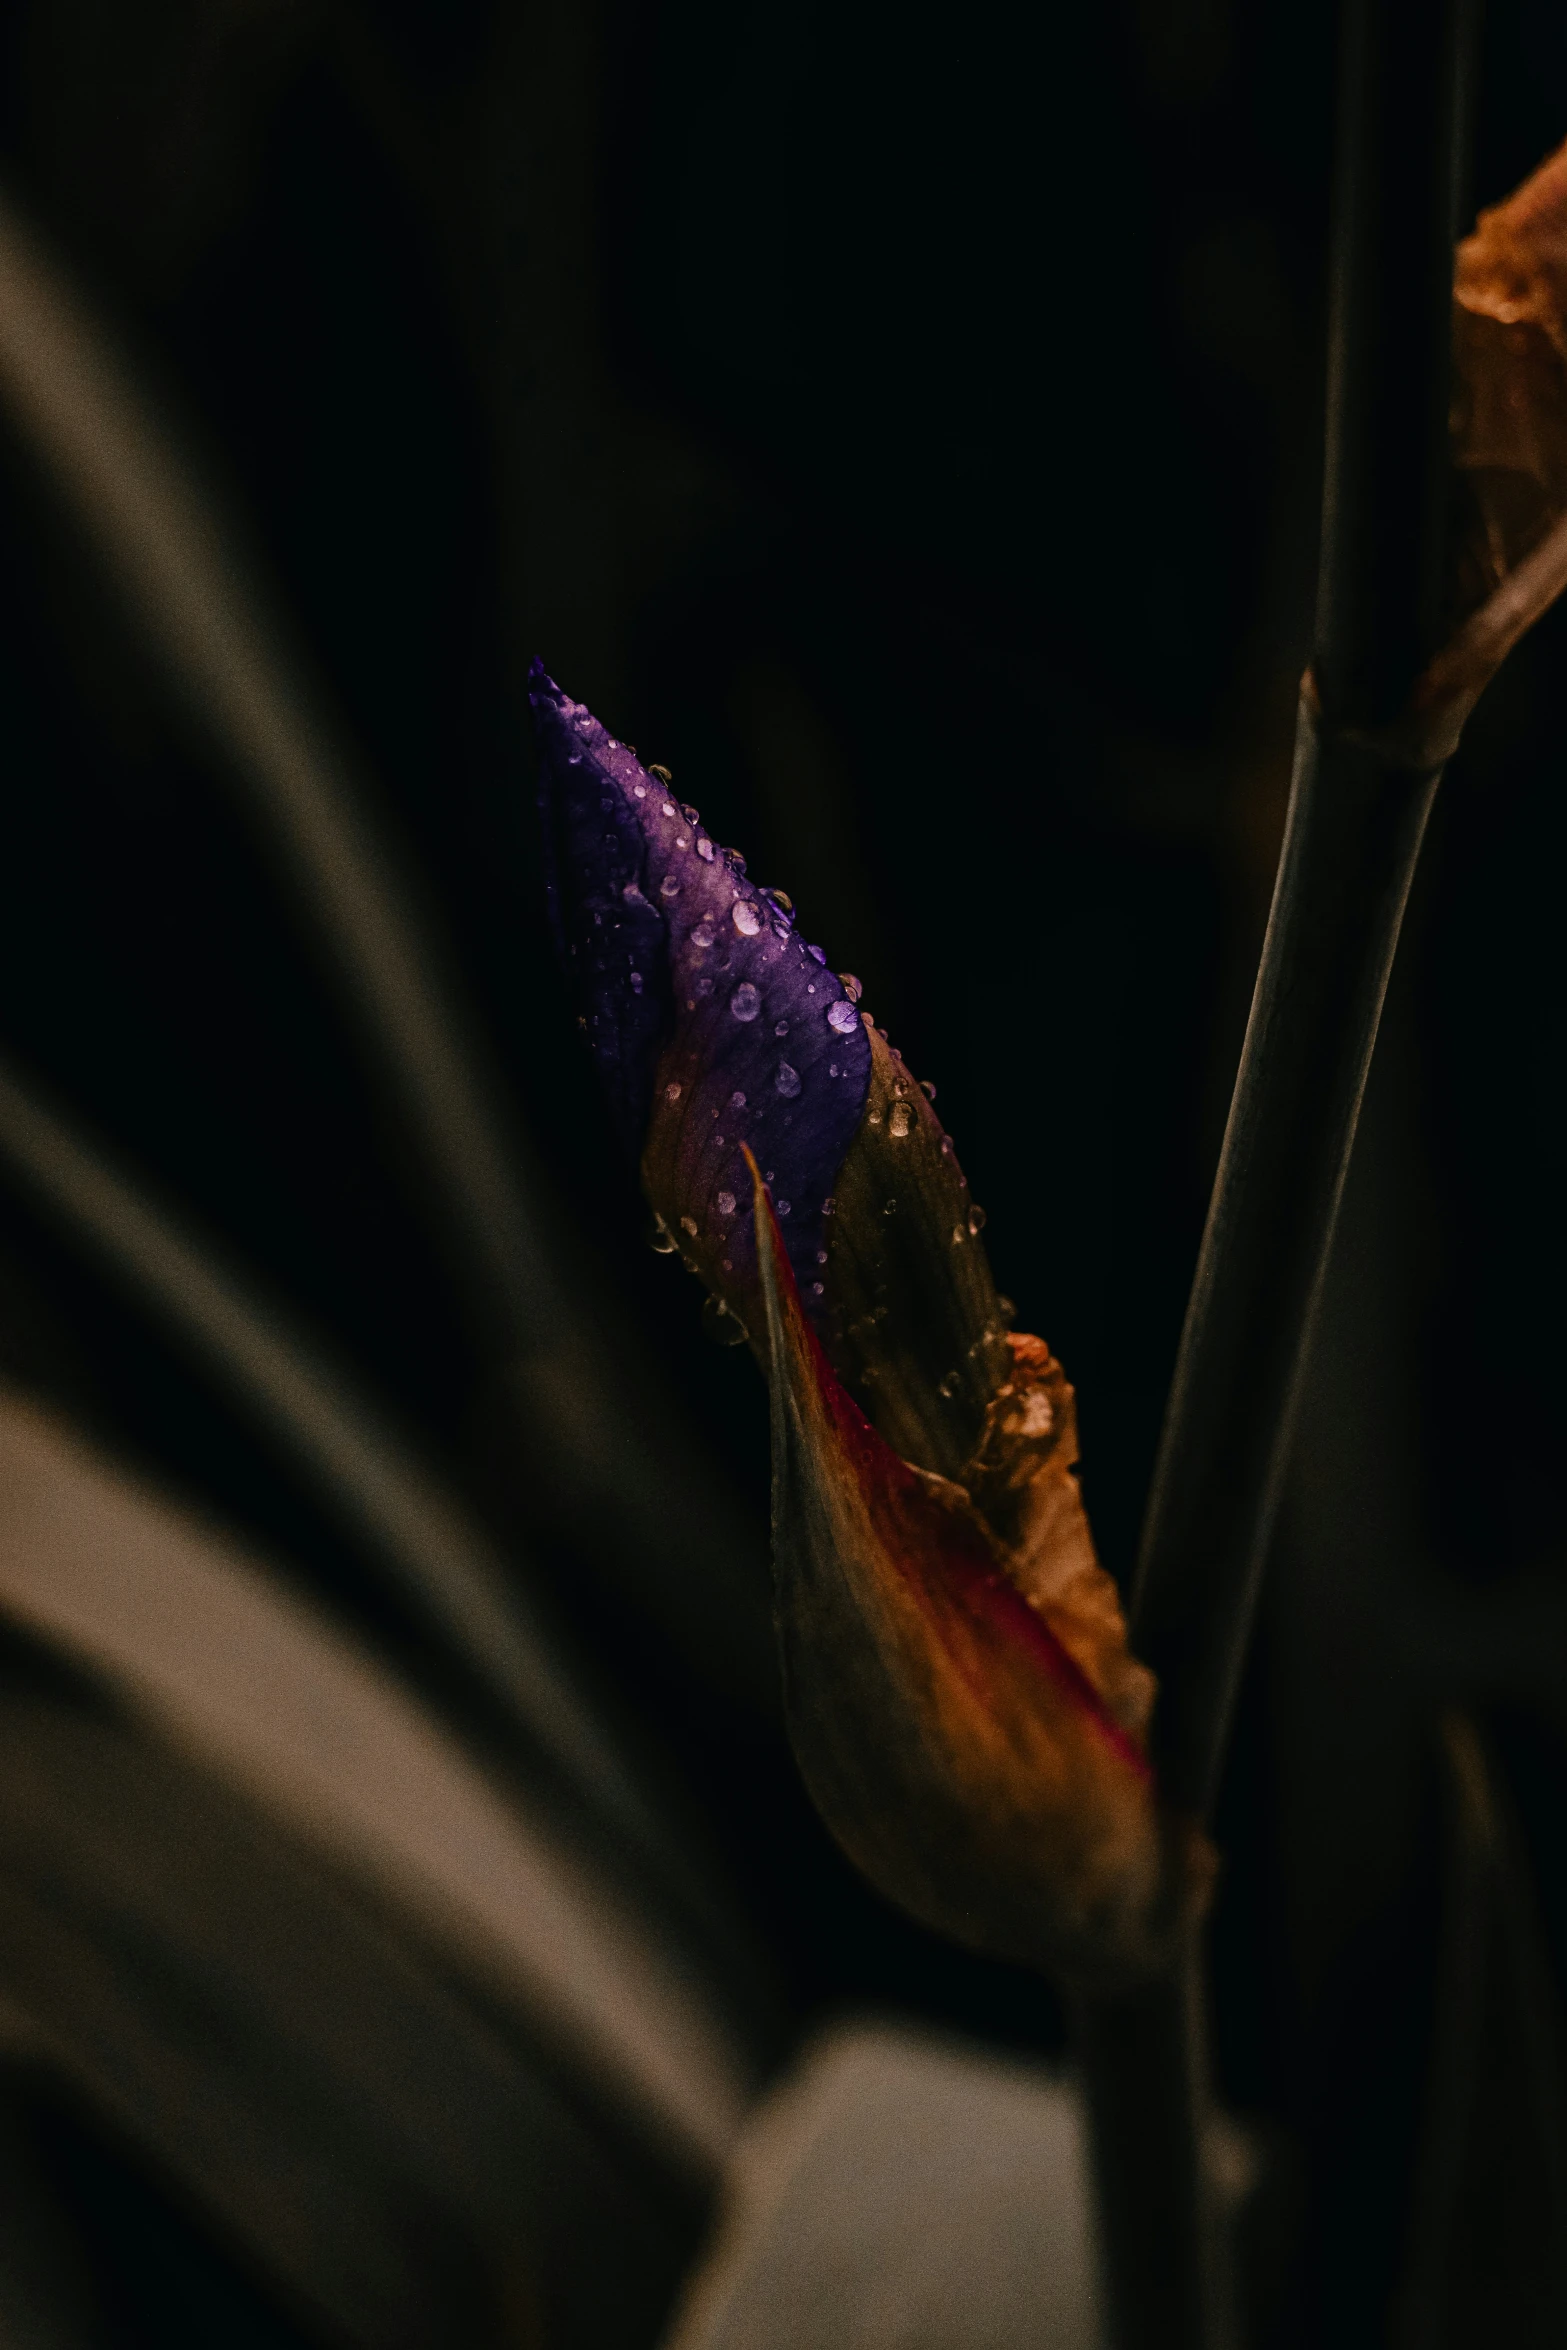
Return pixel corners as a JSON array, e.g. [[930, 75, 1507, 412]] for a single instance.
[[531, 663, 872, 1305], [823, 1026, 1010, 1481], [751, 1153, 1209, 1984], [532, 665, 676, 1152]]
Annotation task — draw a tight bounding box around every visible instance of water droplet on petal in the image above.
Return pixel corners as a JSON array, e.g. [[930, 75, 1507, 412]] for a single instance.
[[1019, 1389, 1054, 1437], [951, 1224, 966, 1246], [730, 1089, 747, 1108], [681, 803, 700, 824], [815, 1249, 828, 1265], [765, 889, 794, 913], [810, 1280, 825, 1295], [968, 1205, 988, 1233], [839, 973, 863, 1002], [665, 1082, 682, 1102], [733, 901, 763, 936], [774, 1020, 789, 1037], [889, 1102, 912, 1137], [697, 838, 716, 862], [776, 1062, 801, 1098], [809, 943, 826, 964], [730, 983, 760, 1021], [777, 1198, 792, 1216], [922, 1080, 937, 1100], [660, 875, 680, 899], [633, 783, 647, 798], [702, 1295, 749, 1347], [716, 1189, 736, 1216], [691, 920, 716, 949], [647, 1214, 677, 1254], [828, 1062, 839, 1077], [884, 1198, 898, 1216], [940, 1136, 957, 1161], [661, 801, 676, 816], [938, 1374, 958, 1400], [821, 1196, 835, 1215], [629, 971, 644, 994], [827, 999, 859, 1035], [679, 1215, 698, 1237]]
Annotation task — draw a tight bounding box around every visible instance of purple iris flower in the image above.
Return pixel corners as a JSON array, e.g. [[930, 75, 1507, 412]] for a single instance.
[[532, 660, 871, 1318], [532, 661, 1210, 1982]]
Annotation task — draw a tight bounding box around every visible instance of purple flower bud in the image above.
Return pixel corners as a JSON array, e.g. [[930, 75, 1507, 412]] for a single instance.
[[533, 661, 1017, 1480], [535, 664, 1211, 1979], [531, 662, 872, 1308]]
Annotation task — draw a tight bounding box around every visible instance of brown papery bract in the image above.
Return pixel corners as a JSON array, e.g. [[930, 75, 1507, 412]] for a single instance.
[[1406, 134, 1567, 753], [1452, 136, 1567, 604], [750, 1153, 1212, 1987], [961, 1332, 1157, 1748]]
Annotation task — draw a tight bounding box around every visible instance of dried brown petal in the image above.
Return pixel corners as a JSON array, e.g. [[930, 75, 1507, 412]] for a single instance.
[[752, 1153, 1211, 1985], [1407, 136, 1567, 754], [1451, 136, 1567, 607], [961, 1332, 1156, 1747]]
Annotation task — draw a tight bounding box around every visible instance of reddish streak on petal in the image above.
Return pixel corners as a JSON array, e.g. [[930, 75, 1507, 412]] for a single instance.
[[753, 1152, 1151, 1786]]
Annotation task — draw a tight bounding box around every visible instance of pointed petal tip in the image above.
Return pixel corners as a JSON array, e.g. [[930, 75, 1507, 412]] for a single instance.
[[534, 699, 872, 1259]]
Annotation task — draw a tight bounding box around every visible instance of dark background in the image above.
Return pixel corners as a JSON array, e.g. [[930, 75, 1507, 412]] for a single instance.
[[0, 1, 1563, 2343]]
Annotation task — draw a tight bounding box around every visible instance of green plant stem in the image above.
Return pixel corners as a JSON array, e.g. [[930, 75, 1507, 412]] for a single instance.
[[1133, 705, 1442, 1819], [1072, 1946, 1226, 2350], [1073, 704, 1441, 2350], [1072, 2, 1476, 2342]]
